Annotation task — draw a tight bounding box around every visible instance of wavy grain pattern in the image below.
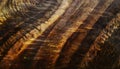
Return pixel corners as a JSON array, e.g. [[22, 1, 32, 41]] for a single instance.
[[0, 0, 120, 69]]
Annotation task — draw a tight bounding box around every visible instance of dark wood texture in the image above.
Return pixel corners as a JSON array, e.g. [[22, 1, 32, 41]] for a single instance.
[[0, 0, 120, 69]]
